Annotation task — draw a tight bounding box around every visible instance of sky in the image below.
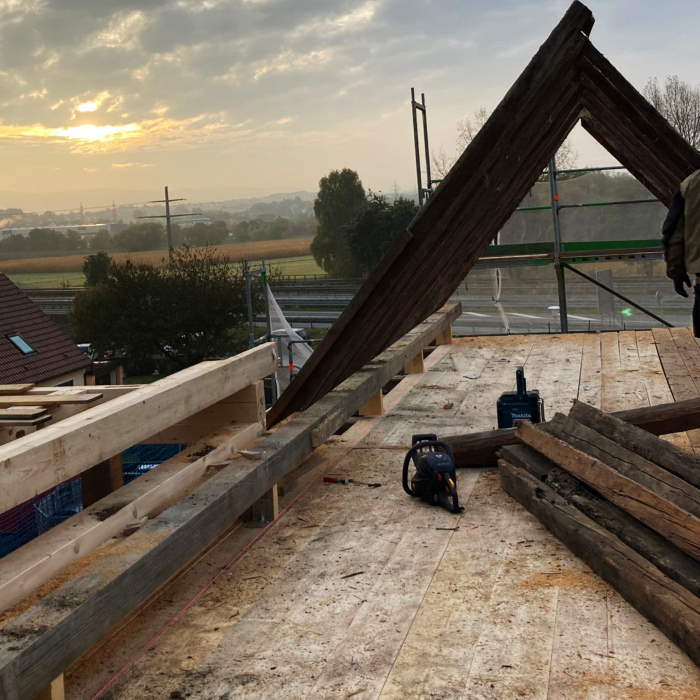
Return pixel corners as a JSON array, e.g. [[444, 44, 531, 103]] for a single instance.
[[1, 0, 700, 210]]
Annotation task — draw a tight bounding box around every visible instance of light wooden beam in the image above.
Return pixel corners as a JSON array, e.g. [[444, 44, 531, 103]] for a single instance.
[[0, 394, 101, 407], [0, 344, 276, 514], [0, 385, 34, 396], [145, 382, 265, 444]]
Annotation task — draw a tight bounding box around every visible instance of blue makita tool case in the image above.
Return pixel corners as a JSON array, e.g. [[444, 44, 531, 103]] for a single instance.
[[496, 367, 545, 429]]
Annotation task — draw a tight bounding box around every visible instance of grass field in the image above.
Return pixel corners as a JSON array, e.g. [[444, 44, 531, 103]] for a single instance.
[[8, 253, 325, 288], [0, 237, 313, 276]]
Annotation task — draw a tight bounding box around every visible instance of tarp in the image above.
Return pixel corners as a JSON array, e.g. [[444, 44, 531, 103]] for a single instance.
[[266, 284, 313, 372]]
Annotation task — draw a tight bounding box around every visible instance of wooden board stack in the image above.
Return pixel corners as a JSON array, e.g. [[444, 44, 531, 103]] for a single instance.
[[498, 400, 700, 666]]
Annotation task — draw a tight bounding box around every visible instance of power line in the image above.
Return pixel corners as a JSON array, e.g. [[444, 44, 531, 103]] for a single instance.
[[136, 186, 201, 258]]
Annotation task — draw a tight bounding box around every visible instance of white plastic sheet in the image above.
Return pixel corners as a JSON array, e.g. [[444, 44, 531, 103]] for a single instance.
[[266, 284, 314, 371]]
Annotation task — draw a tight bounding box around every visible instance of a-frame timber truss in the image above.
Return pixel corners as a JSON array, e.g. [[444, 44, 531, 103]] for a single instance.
[[268, 0, 700, 426]]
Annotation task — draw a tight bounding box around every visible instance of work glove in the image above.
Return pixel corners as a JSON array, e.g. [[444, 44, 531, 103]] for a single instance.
[[673, 273, 692, 297]]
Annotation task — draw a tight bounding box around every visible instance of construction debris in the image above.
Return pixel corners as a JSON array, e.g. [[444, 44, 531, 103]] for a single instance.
[[498, 403, 700, 665]]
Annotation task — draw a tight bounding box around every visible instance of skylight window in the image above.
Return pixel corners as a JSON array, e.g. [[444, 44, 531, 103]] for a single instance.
[[8, 334, 35, 355]]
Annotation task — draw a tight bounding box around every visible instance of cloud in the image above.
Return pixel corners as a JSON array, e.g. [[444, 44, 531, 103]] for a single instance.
[[111, 161, 154, 169], [253, 49, 334, 81]]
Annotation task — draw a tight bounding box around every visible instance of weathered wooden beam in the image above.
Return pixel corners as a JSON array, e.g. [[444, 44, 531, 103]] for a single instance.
[[517, 421, 700, 559], [579, 41, 700, 204], [569, 400, 700, 488], [445, 395, 700, 468], [0, 422, 262, 615], [267, 1, 593, 425], [0, 305, 459, 700], [543, 412, 700, 517], [0, 344, 276, 513], [500, 444, 700, 597], [499, 459, 700, 667]]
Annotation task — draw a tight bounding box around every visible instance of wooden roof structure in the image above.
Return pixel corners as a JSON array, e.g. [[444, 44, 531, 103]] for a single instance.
[[268, 0, 700, 426]]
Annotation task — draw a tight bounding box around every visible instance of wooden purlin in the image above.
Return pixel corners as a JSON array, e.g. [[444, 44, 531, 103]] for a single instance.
[[579, 43, 700, 204], [268, 1, 594, 425]]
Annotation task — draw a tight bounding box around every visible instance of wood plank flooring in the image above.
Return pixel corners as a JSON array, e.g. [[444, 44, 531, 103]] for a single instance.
[[68, 331, 700, 699]]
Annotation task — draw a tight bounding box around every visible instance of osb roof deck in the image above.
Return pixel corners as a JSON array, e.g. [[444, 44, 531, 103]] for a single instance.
[[72, 330, 700, 698]]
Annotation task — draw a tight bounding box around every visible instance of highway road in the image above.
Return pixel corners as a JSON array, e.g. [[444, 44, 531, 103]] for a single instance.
[[25, 275, 691, 336]]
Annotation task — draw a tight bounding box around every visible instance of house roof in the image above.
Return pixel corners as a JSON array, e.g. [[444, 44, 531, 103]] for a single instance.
[[0, 274, 90, 384], [268, 0, 700, 426]]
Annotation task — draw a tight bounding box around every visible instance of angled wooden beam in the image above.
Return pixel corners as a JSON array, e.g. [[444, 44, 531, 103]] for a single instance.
[[579, 42, 700, 204], [0, 344, 276, 513], [268, 1, 593, 425]]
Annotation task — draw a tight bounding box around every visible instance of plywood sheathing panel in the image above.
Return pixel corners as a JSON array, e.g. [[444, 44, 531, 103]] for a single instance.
[[69, 333, 699, 698]]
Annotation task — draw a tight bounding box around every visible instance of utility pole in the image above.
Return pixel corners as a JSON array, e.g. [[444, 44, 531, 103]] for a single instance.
[[137, 186, 197, 259]]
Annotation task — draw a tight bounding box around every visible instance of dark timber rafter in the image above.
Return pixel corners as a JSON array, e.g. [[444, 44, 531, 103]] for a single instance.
[[268, 1, 700, 426]]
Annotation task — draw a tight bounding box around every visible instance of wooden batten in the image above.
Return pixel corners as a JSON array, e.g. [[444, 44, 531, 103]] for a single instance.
[[243, 483, 279, 526], [0, 385, 34, 396], [435, 328, 452, 346], [33, 675, 64, 700], [359, 391, 384, 417], [403, 350, 425, 375], [81, 455, 124, 508]]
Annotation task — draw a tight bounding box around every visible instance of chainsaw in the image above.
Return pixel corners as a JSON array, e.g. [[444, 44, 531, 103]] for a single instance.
[[402, 434, 463, 514]]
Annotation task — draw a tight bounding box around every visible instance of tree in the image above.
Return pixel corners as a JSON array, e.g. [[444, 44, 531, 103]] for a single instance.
[[345, 195, 418, 276], [644, 75, 700, 149], [90, 230, 113, 251], [71, 247, 252, 373], [311, 169, 366, 277], [83, 252, 112, 286], [112, 222, 165, 251], [432, 107, 577, 178], [178, 221, 229, 247]]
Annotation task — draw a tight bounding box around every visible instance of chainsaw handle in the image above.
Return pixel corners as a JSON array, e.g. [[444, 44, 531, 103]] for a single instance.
[[402, 447, 417, 496], [411, 433, 438, 445]]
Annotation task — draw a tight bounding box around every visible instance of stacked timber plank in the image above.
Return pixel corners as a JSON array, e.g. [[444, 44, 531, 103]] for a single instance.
[[498, 400, 700, 666]]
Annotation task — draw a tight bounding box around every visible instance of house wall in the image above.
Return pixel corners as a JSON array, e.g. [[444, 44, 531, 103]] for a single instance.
[[37, 368, 89, 387]]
